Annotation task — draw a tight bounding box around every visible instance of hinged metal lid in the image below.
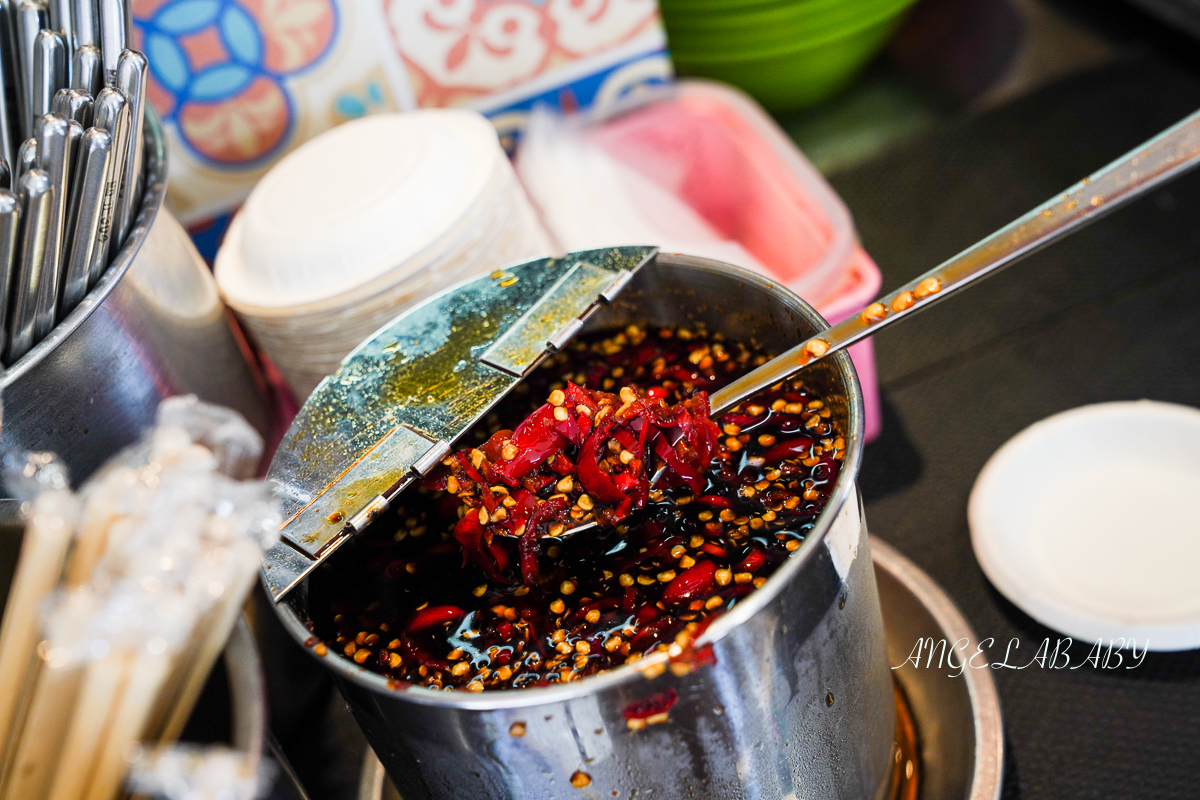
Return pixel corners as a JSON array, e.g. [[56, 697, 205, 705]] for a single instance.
[[262, 247, 657, 600]]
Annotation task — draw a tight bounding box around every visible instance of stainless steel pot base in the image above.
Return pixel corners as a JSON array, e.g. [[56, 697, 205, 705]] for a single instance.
[[357, 537, 1003, 800]]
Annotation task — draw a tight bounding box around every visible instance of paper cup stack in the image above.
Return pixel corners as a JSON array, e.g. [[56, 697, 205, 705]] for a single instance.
[[215, 111, 552, 399]]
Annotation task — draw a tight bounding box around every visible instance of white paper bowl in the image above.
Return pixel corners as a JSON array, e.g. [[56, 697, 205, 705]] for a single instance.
[[969, 400, 1200, 651]]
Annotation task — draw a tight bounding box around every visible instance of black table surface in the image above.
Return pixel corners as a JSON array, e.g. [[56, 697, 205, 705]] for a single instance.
[[829, 53, 1200, 799]]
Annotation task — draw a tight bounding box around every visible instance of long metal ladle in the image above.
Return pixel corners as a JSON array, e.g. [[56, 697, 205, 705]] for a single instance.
[[549, 106, 1200, 540]]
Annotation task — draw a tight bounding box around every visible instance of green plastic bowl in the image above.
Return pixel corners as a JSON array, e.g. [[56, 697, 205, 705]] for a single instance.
[[662, 0, 909, 52], [669, 8, 912, 113]]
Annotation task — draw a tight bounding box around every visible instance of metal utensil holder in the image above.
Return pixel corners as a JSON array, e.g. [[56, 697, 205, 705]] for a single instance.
[[0, 111, 268, 488]]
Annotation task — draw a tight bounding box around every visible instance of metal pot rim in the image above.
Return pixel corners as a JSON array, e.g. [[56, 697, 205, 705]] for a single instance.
[[275, 252, 865, 710], [0, 113, 169, 387]]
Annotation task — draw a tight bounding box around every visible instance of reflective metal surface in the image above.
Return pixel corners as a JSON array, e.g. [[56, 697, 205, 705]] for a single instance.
[[0, 113, 268, 490], [267, 254, 896, 800], [872, 538, 1004, 800], [263, 247, 655, 600], [358, 538, 1005, 800]]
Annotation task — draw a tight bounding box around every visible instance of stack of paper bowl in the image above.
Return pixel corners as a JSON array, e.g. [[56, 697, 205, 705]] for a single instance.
[[659, 0, 921, 112], [215, 111, 552, 399]]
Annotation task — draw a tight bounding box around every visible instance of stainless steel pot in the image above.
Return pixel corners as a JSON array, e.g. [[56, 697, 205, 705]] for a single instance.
[[0, 114, 268, 488], [269, 253, 895, 800]]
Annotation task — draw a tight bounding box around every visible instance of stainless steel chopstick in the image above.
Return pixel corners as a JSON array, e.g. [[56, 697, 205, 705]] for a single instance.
[[92, 86, 126, 264], [8, 168, 52, 363], [0, 159, 9, 191], [71, 43, 102, 97], [52, 87, 92, 126], [33, 113, 70, 339], [114, 48, 144, 242], [48, 0, 72, 50], [0, 190, 20, 361], [0, 1, 17, 170], [16, 2, 48, 140], [71, 0, 97, 52], [61, 125, 109, 307], [97, 0, 125, 85], [17, 138, 38, 178], [32, 29, 67, 126]]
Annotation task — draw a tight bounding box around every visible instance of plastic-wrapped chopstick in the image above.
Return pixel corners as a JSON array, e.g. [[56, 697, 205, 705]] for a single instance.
[[0, 397, 279, 800], [0, 462, 76, 774]]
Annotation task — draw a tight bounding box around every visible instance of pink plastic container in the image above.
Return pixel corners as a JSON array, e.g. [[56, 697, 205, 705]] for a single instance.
[[583, 80, 884, 440]]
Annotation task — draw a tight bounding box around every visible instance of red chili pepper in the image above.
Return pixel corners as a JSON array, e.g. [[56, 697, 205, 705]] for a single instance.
[[701, 543, 727, 558], [622, 688, 678, 720], [662, 560, 717, 604], [763, 436, 815, 465], [406, 605, 465, 633], [634, 604, 660, 625], [491, 405, 568, 485], [399, 636, 451, 672], [696, 494, 733, 509], [737, 548, 767, 573], [454, 451, 496, 513], [646, 386, 669, 400], [651, 430, 706, 495], [577, 418, 628, 505], [630, 617, 676, 652]]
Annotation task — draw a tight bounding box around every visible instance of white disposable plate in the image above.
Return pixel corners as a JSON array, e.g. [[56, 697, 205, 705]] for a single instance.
[[969, 400, 1200, 651]]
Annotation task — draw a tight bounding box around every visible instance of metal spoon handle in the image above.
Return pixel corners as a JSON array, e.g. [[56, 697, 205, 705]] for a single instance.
[[709, 106, 1200, 416]]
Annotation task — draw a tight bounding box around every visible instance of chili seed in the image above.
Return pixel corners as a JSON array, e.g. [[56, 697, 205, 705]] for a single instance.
[[891, 292, 915, 312], [914, 277, 942, 298], [451, 662, 470, 677], [510, 722, 527, 737], [550, 599, 566, 614], [716, 569, 733, 586], [619, 573, 634, 587], [861, 302, 887, 323], [549, 389, 566, 406], [560, 581, 576, 595], [705, 596, 723, 610], [734, 572, 753, 584]]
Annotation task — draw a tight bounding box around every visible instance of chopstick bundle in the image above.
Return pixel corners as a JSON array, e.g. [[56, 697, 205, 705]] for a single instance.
[[0, 396, 280, 800], [0, 0, 149, 365]]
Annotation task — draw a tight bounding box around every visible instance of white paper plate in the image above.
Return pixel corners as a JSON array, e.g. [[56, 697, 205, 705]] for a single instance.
[[969, 400, 1200, 650]]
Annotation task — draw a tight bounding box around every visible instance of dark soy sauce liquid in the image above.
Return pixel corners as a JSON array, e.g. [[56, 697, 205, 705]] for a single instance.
[[307, 326, 844, 691]]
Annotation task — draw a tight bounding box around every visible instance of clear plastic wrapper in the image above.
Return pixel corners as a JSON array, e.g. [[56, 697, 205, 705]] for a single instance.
[[2, 451, 72, 502], [0, 397, 279, 800], [126, 745, 274, 800]]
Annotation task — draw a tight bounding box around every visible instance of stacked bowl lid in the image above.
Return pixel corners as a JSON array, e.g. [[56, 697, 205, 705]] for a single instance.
[[658, 0, 921, 111], [215, 111, 552, 399]]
